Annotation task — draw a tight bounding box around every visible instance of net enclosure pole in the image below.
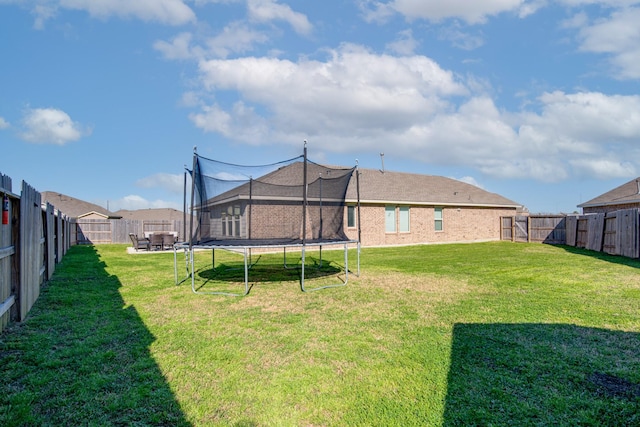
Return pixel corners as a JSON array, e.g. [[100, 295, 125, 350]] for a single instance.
[[302, 141, 308, 245], [302, 141, 308, 290], [248, 177, 252, 240], [189, 147, 198, 250], [183, 169, 187, 243], [356, 163, 362, 276]]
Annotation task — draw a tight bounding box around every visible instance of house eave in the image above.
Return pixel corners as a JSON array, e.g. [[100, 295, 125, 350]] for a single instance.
[[577, 198, 640, 209], [346, 198, 520, 209]]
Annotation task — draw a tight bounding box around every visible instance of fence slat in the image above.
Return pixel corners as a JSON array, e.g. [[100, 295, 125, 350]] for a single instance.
[[586, 213, 605, 251], [0, 172, 72, 333], [618, 208, 640, 258], [565, 216, 577, 246]]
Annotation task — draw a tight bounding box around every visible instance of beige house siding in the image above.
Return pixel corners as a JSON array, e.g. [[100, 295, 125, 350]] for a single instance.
[[345, 204, 516, 246], [77, 212, 110, 220]]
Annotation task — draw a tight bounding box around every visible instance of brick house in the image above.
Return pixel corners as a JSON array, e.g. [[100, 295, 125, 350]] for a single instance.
[[578, 177, 640, 214], [41, 192, 121, 219], [201, 162, 521, 247], [344, 168, 521, 246]]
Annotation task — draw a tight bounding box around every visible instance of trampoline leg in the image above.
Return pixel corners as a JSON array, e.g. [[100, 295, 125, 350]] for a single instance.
[[283, 247, 294, 269], [301, 243, 349, 292], [173, 246, 178, 285], [301, 246, 305, 291], [191, 247, 250, 297], [243, 247, 249, 295], [174, 247, 193, 286], [191, 249, 197, 294]]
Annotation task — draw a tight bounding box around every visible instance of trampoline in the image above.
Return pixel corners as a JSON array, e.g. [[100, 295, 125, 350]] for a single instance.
[[174, 142, 361, 296]]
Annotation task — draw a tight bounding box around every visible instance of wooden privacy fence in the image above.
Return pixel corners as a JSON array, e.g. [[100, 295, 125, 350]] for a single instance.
[[501, 209, 640, 259], [75, 219, 185, 245], [1, 172, 72, 333]]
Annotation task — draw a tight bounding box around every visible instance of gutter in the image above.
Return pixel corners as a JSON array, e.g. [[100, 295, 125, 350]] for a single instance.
[[345, 198, 521, 209]]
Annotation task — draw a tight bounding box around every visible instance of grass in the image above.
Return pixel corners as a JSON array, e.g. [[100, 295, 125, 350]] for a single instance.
[[1, 241, 639, 426]]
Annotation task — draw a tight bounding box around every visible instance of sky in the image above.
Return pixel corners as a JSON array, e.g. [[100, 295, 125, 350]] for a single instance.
[[1, 0, 640, 214]]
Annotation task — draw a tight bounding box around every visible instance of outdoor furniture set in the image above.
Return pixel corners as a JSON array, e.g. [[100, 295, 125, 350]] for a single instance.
[[129, 232, 177, 251]]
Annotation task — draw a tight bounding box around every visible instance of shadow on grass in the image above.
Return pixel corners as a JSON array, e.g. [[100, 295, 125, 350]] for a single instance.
[[555, 244, 640, 269], [0, 245, 190, 426], [195, 253, 344, 294], [443, 323, 640, 426]]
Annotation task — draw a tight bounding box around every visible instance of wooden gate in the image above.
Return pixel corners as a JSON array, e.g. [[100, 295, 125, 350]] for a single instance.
[[514, 216, 528, 242], [501, 216, 529, 242]]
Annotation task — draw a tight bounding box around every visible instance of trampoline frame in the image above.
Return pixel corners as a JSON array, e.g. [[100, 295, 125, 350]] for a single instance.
[[173, 240, 360, 296]]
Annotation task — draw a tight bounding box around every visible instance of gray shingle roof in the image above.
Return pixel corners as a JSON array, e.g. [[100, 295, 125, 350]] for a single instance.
[[113, 208, 185, 221], [41, 191, 119, 219], [204, 161, 520, 208], [577, 177, 640, 208], [346, 168, 521, 208]]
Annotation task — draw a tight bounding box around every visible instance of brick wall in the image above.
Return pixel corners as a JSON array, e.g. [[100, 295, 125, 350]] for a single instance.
[[205, 201, 515, 246], [344, 204, 517, 246]]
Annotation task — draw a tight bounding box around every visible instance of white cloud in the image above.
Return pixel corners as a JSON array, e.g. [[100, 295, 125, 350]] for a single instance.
[[247, 0, 312, 35], [185, 39, 640, 183], [386, 29, 419, 55], [205, 21, 270, 58], [0, 117, 9, 129], [16, 0, 195, 27], [32, 4, 57, 29], [364, 0, 531, 24], [20, 108, 90, 145], [190, 101, 269, 142], [154, 23, 269, 61], [154, 32, 200, 60], [560, 11, 589, 30], [136, 173, 185, 194], [569, 157, 636, 179], [61, 0, 195, 24], [455, 176, 485, 188], [111, 194, 180, 211], [438, 24, 485, 50], [575, 7, 640, 79], [505, 91, 640, 179]]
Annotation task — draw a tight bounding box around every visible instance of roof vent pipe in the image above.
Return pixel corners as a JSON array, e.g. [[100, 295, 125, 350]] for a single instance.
[[380, 152, 385, 174], [637, 179, 640, 195]]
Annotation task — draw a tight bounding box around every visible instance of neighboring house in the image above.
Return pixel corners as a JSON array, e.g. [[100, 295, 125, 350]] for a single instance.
[[344, 168, 522, 247], [113, 208, 185, 222], [41, 191, 121, 219], [578, 178, 640, 214]]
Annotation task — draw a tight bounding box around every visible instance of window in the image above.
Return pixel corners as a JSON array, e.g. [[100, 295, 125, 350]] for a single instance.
[[399, 206, 410, 232], [385, 205, 396, 233], [347, 205, 356, 228], [434, 207, 443, 231], [233, 205, 241, 237], [222, 205, 241, 236]]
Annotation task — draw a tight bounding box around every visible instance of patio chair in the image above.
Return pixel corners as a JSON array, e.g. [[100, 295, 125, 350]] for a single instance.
[[162, 233, 176, 250], [129, 233, 150, 251], [150, 233, 164, 250]]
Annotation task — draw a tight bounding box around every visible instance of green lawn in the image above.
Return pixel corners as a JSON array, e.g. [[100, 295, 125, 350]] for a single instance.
[[1, 242, 639, 426]]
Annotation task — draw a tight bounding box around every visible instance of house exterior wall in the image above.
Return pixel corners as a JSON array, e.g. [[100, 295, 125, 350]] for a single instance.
[[203, 201, 515, 246], [582, 203, 640, 215], [344, 204, 517, 247]]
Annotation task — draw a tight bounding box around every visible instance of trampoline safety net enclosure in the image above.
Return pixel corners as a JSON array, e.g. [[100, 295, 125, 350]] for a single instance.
[[175, 143, 361, 296]]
